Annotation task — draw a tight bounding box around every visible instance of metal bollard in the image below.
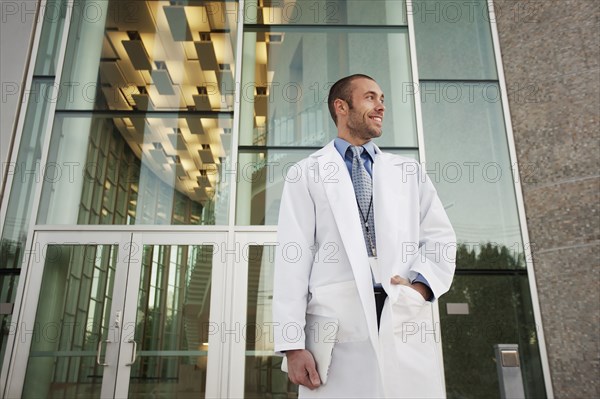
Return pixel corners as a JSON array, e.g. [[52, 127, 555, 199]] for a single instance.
[[494, 344, 526, 399]]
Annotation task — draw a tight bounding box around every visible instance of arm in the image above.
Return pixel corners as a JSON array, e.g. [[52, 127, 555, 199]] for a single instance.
[[407, 164, 456, 299], [410, 277, 434, 301], [272, 160, 321, 388], [390, 274, 433, 301]]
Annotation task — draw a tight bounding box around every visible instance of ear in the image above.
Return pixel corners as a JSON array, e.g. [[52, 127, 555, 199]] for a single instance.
[[334, 98, 347, 117]]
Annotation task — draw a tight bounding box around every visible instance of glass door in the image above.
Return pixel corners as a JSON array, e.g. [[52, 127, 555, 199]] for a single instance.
[[6, 230, 227, 398], [8, 231, 131, 398], [115, 232, 227, 398], [229, 232, 298, 398]]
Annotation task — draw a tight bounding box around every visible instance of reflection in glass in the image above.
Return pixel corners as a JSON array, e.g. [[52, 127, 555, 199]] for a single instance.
[[244, 0, 407, 26], [34, 0, 239, 226], [239, 28, 417, 148], [0, 275, 18, 366], [57, 0, 238, 112], [34, 0, 68, 76], [0, 78, 54, 339], [421, 82, 522, 258], [1, 80, 54, 259], [128, 245, 214, 398], [245, 246, 298, 398], [236, 149, 315, 225], [413, 0, 497, 79], [0, 80, 55, 368], [439, 273, 546, 398], [237, 149, 419, 226], [22, 245, 117, 398], [37, 115, 232, 225]]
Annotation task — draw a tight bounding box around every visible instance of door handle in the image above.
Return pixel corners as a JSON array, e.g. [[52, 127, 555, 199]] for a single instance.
[[96, 339, 111, 366], [126, 339, 138, 366]]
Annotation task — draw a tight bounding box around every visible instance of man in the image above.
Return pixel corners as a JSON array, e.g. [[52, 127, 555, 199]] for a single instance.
[[273, 74, 456, 398]]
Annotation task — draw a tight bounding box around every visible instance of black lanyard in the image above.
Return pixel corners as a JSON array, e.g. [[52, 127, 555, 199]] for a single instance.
[[356, 195, 376, 257]]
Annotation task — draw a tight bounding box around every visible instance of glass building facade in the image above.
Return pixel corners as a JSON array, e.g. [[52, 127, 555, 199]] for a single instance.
[[0, 1, 552, 397]]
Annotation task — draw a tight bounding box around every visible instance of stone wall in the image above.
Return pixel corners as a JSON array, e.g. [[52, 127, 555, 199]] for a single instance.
[[494, 0, 599, 397]]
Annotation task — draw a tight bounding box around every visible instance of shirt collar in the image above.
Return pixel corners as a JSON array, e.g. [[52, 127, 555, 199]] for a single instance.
[[334, 137, 376, 162]]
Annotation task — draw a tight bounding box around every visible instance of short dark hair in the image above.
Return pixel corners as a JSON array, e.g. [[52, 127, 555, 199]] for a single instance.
[[327, 74, 375, 125]]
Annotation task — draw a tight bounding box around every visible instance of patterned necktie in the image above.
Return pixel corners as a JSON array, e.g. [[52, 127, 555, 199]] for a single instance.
[[350, 146, 377, 257]]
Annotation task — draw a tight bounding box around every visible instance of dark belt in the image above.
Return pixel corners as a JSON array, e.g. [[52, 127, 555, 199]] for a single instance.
[[374, 286, 387, 329]]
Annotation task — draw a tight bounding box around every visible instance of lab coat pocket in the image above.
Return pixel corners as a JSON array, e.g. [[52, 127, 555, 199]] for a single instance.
[[309, 280, 369, 343], [398, 284, 427, 306], [390, 285, 430, 333], [388, 289, 442, 397]]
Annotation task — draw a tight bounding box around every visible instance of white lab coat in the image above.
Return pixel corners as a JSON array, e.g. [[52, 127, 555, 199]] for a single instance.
[[273, 141, 456, 398]]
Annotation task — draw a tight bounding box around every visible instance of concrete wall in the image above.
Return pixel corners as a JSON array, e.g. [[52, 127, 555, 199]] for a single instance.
[[495, 0, 599, 397], [0, 0, 37, 199]]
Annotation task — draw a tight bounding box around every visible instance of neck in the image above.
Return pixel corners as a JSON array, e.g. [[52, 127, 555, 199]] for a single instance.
[[337, 131, 370, 146]]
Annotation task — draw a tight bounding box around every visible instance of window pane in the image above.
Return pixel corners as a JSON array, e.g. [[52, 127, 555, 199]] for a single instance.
[[245, 245, 298, 398], [55, 0, 237, 111], [244, 0, 407, 25], [23, 245, 118, 398], [421, 82, 522, 263], [236, 148, 418, 226], [37, 114, 232, 225], [0, 275, 18, 362], [0, 78, 55, 379], [128, 245, 214, 398], [239, 28, 417, 148], [439, 274, 546, 398], [34, 0, 68, 76], [386, 149, 419, 161], [1, 79, 54, 264], [413, 0, 497, 79], [236, 149, 314, 225]]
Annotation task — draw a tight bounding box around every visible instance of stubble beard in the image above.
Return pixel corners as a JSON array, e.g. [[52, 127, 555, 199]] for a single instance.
[[346, 111, 382, 142]]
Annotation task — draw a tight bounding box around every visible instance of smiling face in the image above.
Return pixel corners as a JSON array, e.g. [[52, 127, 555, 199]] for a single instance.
[[335, 77, 386, 145]]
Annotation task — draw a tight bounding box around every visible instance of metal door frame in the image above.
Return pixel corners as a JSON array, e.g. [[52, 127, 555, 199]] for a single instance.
[[228, 231, 278, 398], [5, 230, 132, 398], [4, 229, 228, 398], [114, 231, 228, 398]]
